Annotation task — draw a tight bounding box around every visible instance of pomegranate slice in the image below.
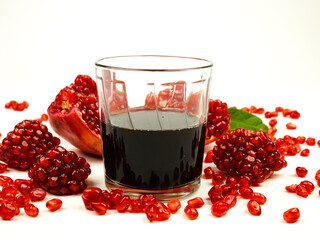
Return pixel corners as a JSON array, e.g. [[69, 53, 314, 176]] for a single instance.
[[47, 75, 102, 156]]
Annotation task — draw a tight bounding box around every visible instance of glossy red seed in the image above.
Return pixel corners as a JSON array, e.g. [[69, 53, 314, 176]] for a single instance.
[[283, 208, 300, 223], [203, 167, 214, 179], [318, 140, 320, 147], [0, 202, 17, 220], [296, 185, 309, 198], [24, 203, 39, 217], [249, 192, 267, 205], [299, 180, 315, 193], [297, 136, 306, 144], [247, 200, 261, 216], [264, 112, 272, 118], [222, 194, 237, 208], [306, 137, 316, 146], [116, 195, 131, 213], [204, 150, 213, 163], [15, 193, 30, 208], [269, 119, 277, 127], [18, 182, 33, 194], [29, 188, 46, 202], [145, 204, 157, 222], [239, 186, 253, 199], [300, 149, 310, 157], [0, 175, 13, 186], [46, 199, 63, 212], [187, 197, 204, 208], [156, 203, 171, 221], [211, 201, 229, 217], [286, 123, 297, 130], [290, 111, 300, 119], [167, 199, 181, 213], [91, 201, 108, 215], [275, 106, 284, 112], [130, 200, 143, 213], [184, 205, 198, 220], [82, 187, 102, 200], [212, 173, 226, 185], [285, 184, 298, 193], [296, 167, 308, 177], [0, 162, 7, 173]]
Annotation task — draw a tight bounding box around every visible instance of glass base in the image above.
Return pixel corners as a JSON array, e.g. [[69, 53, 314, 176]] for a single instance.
[[105, 175, 201, 201]]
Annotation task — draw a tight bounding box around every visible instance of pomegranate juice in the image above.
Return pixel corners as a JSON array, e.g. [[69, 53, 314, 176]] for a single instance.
[[101, 111, 206, 191]]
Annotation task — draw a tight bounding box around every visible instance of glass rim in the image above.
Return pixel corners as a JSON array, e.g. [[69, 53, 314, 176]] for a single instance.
[[95, 55, 213, 72]]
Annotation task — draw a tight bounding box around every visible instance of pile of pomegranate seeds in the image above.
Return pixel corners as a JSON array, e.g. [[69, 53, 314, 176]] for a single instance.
[[0, 175, 62, 220], [5, 100, 29, 111]]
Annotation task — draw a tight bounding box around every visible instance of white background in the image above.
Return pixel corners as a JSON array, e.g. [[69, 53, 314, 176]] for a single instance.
[[0, 0, 320, 239]]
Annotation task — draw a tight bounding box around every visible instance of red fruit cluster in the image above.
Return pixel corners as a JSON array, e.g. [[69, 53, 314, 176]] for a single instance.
[[0, 175, 47, 220], [28, 146, 91, 195], [5, 100, 29, 111], [212, 128, 285, 185], [82, 187, 182, 222], [206, 99, 231, 144], [0, 120, 61, 170], [285, 180, 315, 198]]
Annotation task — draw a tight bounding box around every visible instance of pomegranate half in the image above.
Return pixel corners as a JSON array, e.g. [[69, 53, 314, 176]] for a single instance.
[[47, 75, 102, 156]]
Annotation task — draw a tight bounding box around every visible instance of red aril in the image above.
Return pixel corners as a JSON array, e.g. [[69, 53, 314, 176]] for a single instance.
[[306, 137, 316, 146], [24, 203, 39, 217], [296, 167, 308, 177], [28, 188, 47, 202], [156, 202, 171, 221], [46, 199, 63, 212], [47, 75, 101, 155], [300, 149, 310, 157], [286, 123, 297, 130], [283, 208, 300, 223], [187, 197, 204, 208], [211, 201, 229, 217], [285, 184, 298, 193], [249, 192, 267, 205], [203, 166, 214, 179], [167, 199, 181, 213], [0, 202, 17, 220], [247, 200, 261, 216], [222, 194, 237, 208], [296, 185, 309, 198], [184, 205, 198, 220], [145, 204, 157, 222]]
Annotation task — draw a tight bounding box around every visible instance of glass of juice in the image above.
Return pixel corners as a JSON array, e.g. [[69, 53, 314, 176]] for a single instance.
[[95, 55, 213, 200]]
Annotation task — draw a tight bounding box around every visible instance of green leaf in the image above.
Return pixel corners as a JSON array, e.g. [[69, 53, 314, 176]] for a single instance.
[[228, 108, 269, 133]]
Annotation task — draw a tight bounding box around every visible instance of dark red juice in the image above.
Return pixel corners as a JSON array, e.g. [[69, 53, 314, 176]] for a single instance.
[[101, 110, 206, 191]]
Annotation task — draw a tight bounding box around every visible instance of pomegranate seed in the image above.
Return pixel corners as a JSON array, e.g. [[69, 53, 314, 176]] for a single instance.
[[222, 194, 237, 208], [275, 106, 284, 112], [18, 182, 33, 194], [46, 199, 63, 212], [239, 177, 251, 187], [41, 113, 49, 121], [203, 167, 214, 179], [145, 204, 157, 222], [283, 208, 300, 223], [247, 200, 261, 216], [264, 112, 272, 118], [156, 203, 171, 221], [286, 123, 297, 130], [187, 197, 204, 208], [297, 136, 306, 144], [290, 111, 300, 119], [299, 180, 315, 193], [116, 195, 131, 213], [300, 149, 310, 157], [204, 150, 213, 163], [0, 202, 17, 220], [212, 173, 226, 185], [0, 175, 13, 186], [167, 199, 181, 213], [29, 188, 46, 202], [306, 137, 316, 146], [285, 184, 298, 193], [130, 199, 143, 213], [24, 203, 39, 217], [82, 187, 102, 200], [296, 185, 309, 198], [282, 109, 291, 117], [184, 205, 198, 220], [269, 119, 277, 127], [211, 201, 229, 217], [249, 192, 267, 205], [91, 201, 108, 215], [241, 107, 249, 112], [318, 140, 320, 147], [255, 108, 265, 114], [239, 186, 253, 199], [15, 193, 30, 208], [296, 167, 308, 177]]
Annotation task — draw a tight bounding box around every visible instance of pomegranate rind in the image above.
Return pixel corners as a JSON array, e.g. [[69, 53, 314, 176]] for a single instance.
[[48, 107, 101, 156]]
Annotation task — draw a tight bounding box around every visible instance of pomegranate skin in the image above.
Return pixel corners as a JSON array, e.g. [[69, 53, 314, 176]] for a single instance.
[[48, 107, 101, 156]]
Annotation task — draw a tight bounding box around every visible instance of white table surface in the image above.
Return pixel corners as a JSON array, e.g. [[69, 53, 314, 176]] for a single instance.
[[1, 0, 320, 239]]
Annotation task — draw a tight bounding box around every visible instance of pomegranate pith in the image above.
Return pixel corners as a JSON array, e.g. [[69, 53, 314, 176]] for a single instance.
[[47, 75, 101, 155]]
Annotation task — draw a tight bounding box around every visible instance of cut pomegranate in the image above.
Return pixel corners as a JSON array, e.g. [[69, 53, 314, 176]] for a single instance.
[[0, 120, 60, 170], [283, 208, 300, 223], [46, 199, 63, 212], [28, 146, 91, 195], [212, 128, 285, 184], [247, 200, 261, 216], [206, 99, 231, 144], [47, 75, 101, 155]]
